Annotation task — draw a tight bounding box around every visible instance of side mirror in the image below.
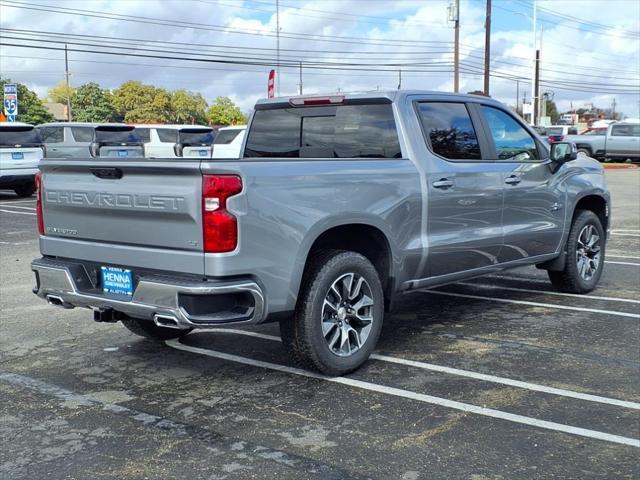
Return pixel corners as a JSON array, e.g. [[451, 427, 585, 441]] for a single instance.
[[550, 142, 578, 163]]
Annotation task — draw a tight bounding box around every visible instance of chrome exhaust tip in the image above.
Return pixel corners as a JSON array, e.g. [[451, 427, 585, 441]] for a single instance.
[[153, 314, 184, 329], [46, 295, 74, 309]]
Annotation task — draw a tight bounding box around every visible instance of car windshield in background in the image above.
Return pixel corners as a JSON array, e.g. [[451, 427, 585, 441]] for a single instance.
[[94, 128, 141, 144], [178, 129, 215, 145], [245, 104, 401, 158], [214, 129, 242, 145], [0, 127, 42, 147], [546, 127, 565, 135]]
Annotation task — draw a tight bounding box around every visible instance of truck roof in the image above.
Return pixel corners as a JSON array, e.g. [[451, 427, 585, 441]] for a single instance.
[[255, 90, 505, 109]]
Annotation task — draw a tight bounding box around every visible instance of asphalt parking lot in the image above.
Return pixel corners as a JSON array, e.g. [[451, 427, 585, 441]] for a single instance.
[[1, 170, 638, 480]]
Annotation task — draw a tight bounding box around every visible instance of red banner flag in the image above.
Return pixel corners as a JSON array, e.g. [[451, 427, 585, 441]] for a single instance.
[[267, 69, 275, 98]]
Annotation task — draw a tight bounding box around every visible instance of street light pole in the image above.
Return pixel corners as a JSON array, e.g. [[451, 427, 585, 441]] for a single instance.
[[483, 0, 491, 96]]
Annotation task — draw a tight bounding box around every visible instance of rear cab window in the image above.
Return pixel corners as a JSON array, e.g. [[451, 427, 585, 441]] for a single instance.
[[0, 126, 42, 147], [244, 103, 401, 159], [214, 129, 243, 145]]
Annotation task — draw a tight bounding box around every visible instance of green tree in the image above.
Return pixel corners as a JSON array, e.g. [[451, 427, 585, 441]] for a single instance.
[[47, 81, 75, 104], [71, 82, 120, 122], [0, 78, 53, 124], [206, 96, 246, 126], [544, 99, 559, 124], [171, 89, 208, 124], [112, 80, 172, 123]]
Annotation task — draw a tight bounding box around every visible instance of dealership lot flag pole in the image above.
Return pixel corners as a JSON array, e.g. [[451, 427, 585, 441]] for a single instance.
[[3, 83, 18, 122]]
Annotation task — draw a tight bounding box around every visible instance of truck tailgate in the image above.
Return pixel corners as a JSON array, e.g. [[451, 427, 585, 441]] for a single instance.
[[39, 158, 205, 274]]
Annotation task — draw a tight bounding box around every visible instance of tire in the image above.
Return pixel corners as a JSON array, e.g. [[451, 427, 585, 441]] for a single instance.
[[576, 148, 591, 158], [548, 210, 605, 293], [14, 183, 36, 198], [121, 317, 192, 341], [281, 249, 384, 376]]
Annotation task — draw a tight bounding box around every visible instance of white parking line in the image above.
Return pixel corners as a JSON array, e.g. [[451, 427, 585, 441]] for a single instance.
[[606, 261, 640, 266], [422, 290, 640, 319], [166, 339, 640, 447], [612, 230, 640, 233], [458, 282, 640, 304], [607, 254, 640, 259], [201, 328, 640, 410], [0, 199, 36, 205], [3, 205, 36, 210], [0, 209, 36, 216], [611, 233, 640, 237]]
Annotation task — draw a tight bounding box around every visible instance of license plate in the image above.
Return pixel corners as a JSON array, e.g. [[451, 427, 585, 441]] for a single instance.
[[118, 150, 129, 157], [199, 149, 208, 157], [101, 266, 133, 296], [11, 152, 24, 160]]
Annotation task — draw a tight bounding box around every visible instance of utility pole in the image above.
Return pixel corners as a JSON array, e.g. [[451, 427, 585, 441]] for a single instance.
[[483, 0, 491, 96], [298, 61, 303, 95], [516, 79, 520, 116], [64, 44, 72, 122], [533, 49, 540, 126], [612, 97, 617, 119], [397, 68, 402, 89], [449, 0, 460, 92], [276, 0, 280, 96], [531, 0, 537, 123]]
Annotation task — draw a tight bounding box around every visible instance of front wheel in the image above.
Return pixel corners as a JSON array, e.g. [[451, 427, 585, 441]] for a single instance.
[[282, 250, 384, 376], [548, 210, 605, 293]]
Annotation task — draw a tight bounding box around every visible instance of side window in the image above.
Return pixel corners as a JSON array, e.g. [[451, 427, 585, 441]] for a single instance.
[[481, 106, 540, 161], [135, 128, 151, 143], [157, 129, 178, 143], [38, 127, 64, 143], [416, 102, 481, 160], [70, 127, 94, 143], [610, 124, 639, 136]]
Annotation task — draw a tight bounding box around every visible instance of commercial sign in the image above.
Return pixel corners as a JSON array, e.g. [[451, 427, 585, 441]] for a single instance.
[[3, 83, 18, 122]]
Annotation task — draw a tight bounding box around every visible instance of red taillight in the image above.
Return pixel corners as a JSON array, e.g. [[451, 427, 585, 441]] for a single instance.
[[35, 171, 45, 235], [202, 175, 242, 253]]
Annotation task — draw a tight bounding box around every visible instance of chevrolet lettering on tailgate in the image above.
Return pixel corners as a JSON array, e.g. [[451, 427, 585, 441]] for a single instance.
[[45, 190, 186, 211]]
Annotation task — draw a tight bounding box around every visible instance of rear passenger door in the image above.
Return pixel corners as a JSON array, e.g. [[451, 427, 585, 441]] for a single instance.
[[607, 124, 640, 157], [478, 105, 565, 260], [415, 100, 504, 278]]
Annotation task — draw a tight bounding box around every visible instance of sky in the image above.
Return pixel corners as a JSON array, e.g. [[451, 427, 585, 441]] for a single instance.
[[1, 0, 639, 119]]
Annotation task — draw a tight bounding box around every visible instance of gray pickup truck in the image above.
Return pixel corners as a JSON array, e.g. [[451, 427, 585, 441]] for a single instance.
[[32, 91, 610, 375], [564, 121, 640, 161]]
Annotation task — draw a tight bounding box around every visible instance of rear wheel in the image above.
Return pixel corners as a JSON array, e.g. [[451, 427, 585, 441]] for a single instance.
[[281, 250, 384, 376], [548, 210, 605, 293], [121, 317, 192, 341], [576, 148, 591, 158], [14, 183, 35, 198]]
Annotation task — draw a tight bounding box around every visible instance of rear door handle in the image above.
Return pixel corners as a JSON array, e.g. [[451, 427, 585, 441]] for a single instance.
[[433, 179, 454, 189], [505, 175, 521, 185]]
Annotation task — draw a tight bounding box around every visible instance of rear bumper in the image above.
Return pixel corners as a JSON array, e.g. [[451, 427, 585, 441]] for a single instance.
[[31, 257, 265, 329]]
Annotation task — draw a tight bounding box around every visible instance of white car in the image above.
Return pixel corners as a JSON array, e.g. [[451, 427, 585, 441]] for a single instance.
[[212, 126, 246, 159], [134, 124, 215, 158], [0, 122, 43, 197]]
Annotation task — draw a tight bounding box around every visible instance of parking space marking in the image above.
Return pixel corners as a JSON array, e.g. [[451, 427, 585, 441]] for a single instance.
[[612, 230, 640, 233], [611, 233, 640, 237], [2, 205, 36, 210], [423, 290, 640, 319], [0, 199, 36, 205], [0, 209, 36, 216], [605, 260, 640, 266], [607, 254, 640, 259], [166, 339, 640, 447], [458, 282, 640, 304], [200, 328, 640, 410]]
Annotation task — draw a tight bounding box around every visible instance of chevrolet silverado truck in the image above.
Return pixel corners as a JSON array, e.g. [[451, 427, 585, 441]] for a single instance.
[[32, 91, 610, 375], [564, 121, 640, 162]]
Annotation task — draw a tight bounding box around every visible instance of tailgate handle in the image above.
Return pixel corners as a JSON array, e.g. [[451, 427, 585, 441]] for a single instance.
[[90, 167, 123, 179]]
